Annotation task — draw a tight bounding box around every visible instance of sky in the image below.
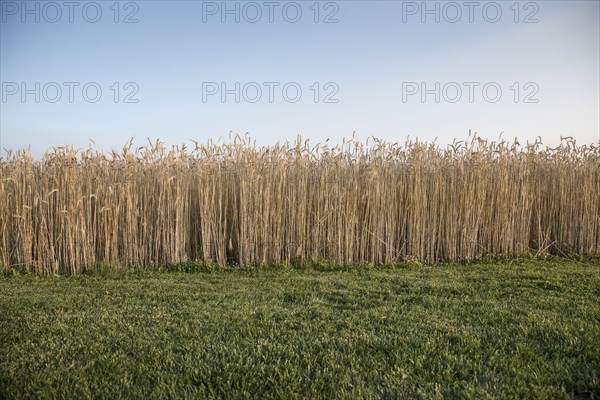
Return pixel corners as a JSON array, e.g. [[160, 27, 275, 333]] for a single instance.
[[1, 0, 599, 157]]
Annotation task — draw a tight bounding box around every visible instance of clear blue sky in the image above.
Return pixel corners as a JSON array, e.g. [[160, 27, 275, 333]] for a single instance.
[[1, 0, 599, 156]]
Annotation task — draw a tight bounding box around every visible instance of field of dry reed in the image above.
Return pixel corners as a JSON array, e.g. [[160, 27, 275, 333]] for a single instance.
[[1, 134, 598, 274]]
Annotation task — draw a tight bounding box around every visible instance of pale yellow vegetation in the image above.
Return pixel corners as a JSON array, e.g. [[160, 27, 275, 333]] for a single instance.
[[1, 134, 598, 274]]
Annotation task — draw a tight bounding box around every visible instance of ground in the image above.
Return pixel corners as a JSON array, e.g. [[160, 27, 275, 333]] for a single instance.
[[1, 257, 599, 399]]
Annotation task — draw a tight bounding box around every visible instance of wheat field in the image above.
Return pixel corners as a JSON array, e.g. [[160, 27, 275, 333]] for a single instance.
[[1, 134, 598, 274]]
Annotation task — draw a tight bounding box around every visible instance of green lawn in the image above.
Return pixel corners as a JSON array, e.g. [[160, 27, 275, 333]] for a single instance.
[[1, 258, 599, 399]]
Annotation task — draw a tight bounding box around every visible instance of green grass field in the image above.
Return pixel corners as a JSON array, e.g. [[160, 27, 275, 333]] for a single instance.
[[1, 258, 599, 399]]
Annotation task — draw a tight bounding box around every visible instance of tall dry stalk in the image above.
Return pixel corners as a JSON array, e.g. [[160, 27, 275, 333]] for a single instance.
[[1, 134, 598, 274]]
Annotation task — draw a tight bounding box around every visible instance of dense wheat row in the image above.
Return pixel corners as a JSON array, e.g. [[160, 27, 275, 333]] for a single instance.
[[1, 134, 598, 274]]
